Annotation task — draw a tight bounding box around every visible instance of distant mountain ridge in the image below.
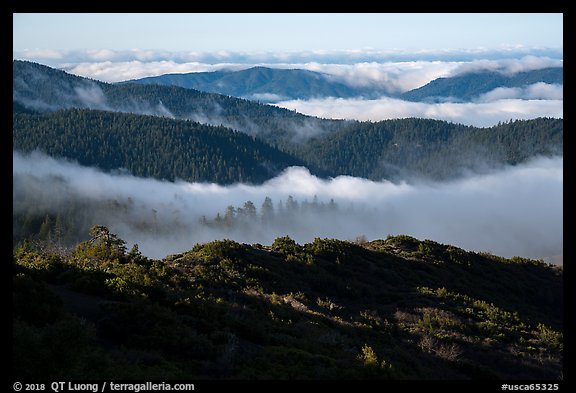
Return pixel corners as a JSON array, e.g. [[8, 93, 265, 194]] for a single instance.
[[125, 64, 563, 103], [124, 66, 365, 102], [13, 60, 563, 185], [13, 60, 350, 150], [15, 60, 563, 113], [400, 67, 563, 102]]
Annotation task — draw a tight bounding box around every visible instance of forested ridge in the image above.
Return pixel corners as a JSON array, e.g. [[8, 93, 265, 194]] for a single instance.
[[400, 67, 563, 102], [125, 66, 363, 101], [13, 229, 562, 379], [13, 108, 563, 184], [13, 61, 563, 184], [302, 117, 563, 181], [13, 109, 313, 184], [126, 65, 563, 103], [13, 60, 350, 151]]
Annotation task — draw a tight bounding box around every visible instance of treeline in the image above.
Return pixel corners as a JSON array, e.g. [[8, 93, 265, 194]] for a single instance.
[[200, 195, 338, 230], [301, 117, 563, 181], [13, 187, 340, 252], [13, 108, 563, 185], [13, 109, 313, 184], [13, 60, 349, 151]]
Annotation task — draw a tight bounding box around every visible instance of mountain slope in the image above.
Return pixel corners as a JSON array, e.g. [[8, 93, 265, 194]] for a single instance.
[[13, 60, 109, 111], [125, 66, 363, 102], [14, 232, 562, 379], [400, 67, 563, 102], [13, 60, 349, 150], [12, 61, 563, 184], [302, 117, 563, 181], [13, 109, 313, 184]]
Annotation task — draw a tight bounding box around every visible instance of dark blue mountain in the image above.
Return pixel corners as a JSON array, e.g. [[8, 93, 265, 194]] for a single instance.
[[125, 66, 365, 102], [400, 67, 563, 102]]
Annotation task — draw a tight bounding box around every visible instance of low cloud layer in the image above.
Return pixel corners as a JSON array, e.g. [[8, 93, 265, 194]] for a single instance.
[[476, 83, 563, 102], [14, 47, 563, 67], [274, 96, 563, 127], [62, 60, 250, 84], [59, 60, 461, 93], [451, 55, 563, 76], [15, 75, 177, 119], [14, 48, 562, 94], [14, 151, 562, 263]]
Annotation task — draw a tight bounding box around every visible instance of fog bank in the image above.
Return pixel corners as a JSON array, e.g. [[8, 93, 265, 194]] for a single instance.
[[274, 96, 563, 127], [13, 151, 562, 263]]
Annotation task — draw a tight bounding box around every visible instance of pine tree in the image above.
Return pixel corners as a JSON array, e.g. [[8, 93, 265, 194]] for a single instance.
[[261, 196, 274, 224]]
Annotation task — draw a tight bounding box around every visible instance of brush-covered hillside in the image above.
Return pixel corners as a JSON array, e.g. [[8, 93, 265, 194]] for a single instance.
[[13, 227, 562, 380]]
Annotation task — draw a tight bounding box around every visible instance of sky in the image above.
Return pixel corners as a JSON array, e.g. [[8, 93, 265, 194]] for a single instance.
[[13, 13, 562, 53]]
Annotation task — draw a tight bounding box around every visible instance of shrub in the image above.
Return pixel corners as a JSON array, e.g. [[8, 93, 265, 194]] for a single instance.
[[272, 236, 302, 256], [13, 274, 63, 325], [358, 344, 379, 367], [536, 324, 562, 350]]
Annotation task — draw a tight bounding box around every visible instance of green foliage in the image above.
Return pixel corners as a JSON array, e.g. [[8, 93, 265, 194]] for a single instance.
[[384, 234, 422, 251], [13, 274, 63, 325], [192, 239, 246, 261], [358, 344, 379, 366], [316, 296, 341, 311], [414, 285, 563, 359], [301, 117, 562, 182], [537, 324, 563, 350], [357, 344, 393, 378], [13, 230, 563, 380], [271, 236, 315, 266], [13, 108, 311, 185], [71, 225, 128, 267], [306, 237, 362, 262], [14, 248, 66, 281], [271, 236, 302, 256], [359, 310, 392, 332], [13, 317, 107, 379]]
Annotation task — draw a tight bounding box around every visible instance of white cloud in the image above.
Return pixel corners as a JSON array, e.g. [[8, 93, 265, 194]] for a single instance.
[[17, 49, 64, 59], [14, 49, 562, 91], [58, 59, 458, 90], [73, 85, 109, 109], [13, 151, 562, 262], [274, 97, 563, 127], [246, 93, 288, 102], [476, 87, 523, 102], [304, 61, 460, 93], [44, 57, 564, 95], [14, 47, 563, 66], [61, 61, 249, 83], [524, 82, 564, 100], [477, 83, 563, 102], [451, 55, 563, 76]]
